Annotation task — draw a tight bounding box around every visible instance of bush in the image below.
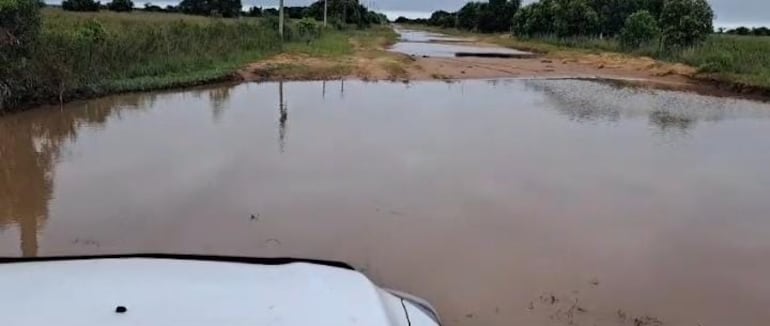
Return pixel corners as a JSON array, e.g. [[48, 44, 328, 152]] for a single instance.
[[694, 51, 734, 73], [296, 17, 321, 41], [619, 10, 659, 49], [107, 0, 133, 12], [0, 0, 42, 109], [62, 0, 101, 11], [659, 0, 713, 50]]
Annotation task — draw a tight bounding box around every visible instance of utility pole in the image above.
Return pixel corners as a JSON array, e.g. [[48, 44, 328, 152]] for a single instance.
[[279, 0, 285, 40], [324, 0, 328, 28]]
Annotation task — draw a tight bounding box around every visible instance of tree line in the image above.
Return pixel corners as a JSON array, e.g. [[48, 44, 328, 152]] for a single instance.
[[720, 26, 770, 37], [58, 0, 387, 26], [397, 0, 718, 51]]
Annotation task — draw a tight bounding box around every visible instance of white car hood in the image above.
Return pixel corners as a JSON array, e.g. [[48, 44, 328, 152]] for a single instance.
[[0, 258, 422, 326]]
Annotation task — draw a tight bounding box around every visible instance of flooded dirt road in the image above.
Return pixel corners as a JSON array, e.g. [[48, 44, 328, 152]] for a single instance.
[[2, 79, 770, 326], [385, 28, 718, 97]]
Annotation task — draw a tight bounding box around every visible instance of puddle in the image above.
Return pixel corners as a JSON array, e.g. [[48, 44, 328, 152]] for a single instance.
[[390, 28, 535, 58], [2, 79, 770, 326], [395, 28, 472, 43]]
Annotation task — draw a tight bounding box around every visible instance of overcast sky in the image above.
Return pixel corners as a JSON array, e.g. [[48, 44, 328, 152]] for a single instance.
[[241, 0, 769, 26]]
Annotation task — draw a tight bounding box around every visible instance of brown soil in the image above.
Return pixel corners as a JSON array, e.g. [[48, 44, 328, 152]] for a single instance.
[[237, 36, 756, 99]]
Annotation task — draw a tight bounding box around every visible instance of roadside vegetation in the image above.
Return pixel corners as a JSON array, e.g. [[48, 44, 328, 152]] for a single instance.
[[0, 0, 387, 112], [397, 0, 770, 93]]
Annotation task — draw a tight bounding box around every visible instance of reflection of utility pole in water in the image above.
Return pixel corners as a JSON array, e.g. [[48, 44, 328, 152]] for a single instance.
[[322, 80, 326, 99], [20, 214, 39, 257], [278, 81, 288, 153], [340, 79, 345, 98]]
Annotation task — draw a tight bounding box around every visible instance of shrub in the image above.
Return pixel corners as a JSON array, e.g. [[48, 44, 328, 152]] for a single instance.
[[0, 0, 42, 109], [296, 17, 321, 41], [62, 0, 101, 11], [0, 0, 40, 53], [619, 10, 659, 49], [107, 0, 133, 12], [659, 0, 713, 50]]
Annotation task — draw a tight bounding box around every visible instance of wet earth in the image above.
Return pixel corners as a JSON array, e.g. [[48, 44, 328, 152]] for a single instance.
[[2, 79, 770, 326]]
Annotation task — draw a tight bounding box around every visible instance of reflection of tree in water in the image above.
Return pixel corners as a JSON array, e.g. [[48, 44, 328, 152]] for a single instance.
[[649, 110, 695, 131], [208, 87, 232, 123], [525, 79, 770, 133], [0, 94, 153, 257]]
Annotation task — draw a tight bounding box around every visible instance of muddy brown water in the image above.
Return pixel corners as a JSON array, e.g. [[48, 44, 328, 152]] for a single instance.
[[2, 79, 770, 326]]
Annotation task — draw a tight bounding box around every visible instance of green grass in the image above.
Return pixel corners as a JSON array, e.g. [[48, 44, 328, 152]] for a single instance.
[[2, 8, 373, 111], [673, 35, 770, 88], [282, 31, 355, 57]]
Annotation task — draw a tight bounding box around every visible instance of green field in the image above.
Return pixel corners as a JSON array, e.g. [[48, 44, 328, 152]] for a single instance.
[[1, 8, 360, 111], [673, 34, 770, 89]]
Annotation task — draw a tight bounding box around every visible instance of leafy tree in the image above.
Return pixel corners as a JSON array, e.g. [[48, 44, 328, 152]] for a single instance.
[[553, 0, 599, 37], [477, 0, 520, 33], [263, 7, 278, 16], [107, 0, 133, 12], [179, 0, 241, 17], [62, 0, 101, 11], [587, 0, 644, 36], [512, 0, 556, 36], [456, 2, 481, 30], [428, 10, 455, 27], [753, 27, 770, 36], [640, 0, 665, 19], [244, 6, 262, 17], [214, 0, 240, 17], [659, 0, 713, 49], [284, 6, 307, 19], [143, 2, 162, 11], [619, 10, 659, 48], [731, 26, 750, 35], [451, 0, 520, 33], [305, 0, 379, 28], [178, 0, 207, 15]]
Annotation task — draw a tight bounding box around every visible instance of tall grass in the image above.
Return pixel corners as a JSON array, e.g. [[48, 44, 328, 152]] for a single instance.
[[2, 9, 325, 110], [673, 35, 770, 87]]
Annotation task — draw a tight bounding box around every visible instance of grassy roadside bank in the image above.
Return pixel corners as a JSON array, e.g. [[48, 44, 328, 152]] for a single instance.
[[242, 26, 405, 82], [408, 24, 770, 96], [0, 8, 389, 113]]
